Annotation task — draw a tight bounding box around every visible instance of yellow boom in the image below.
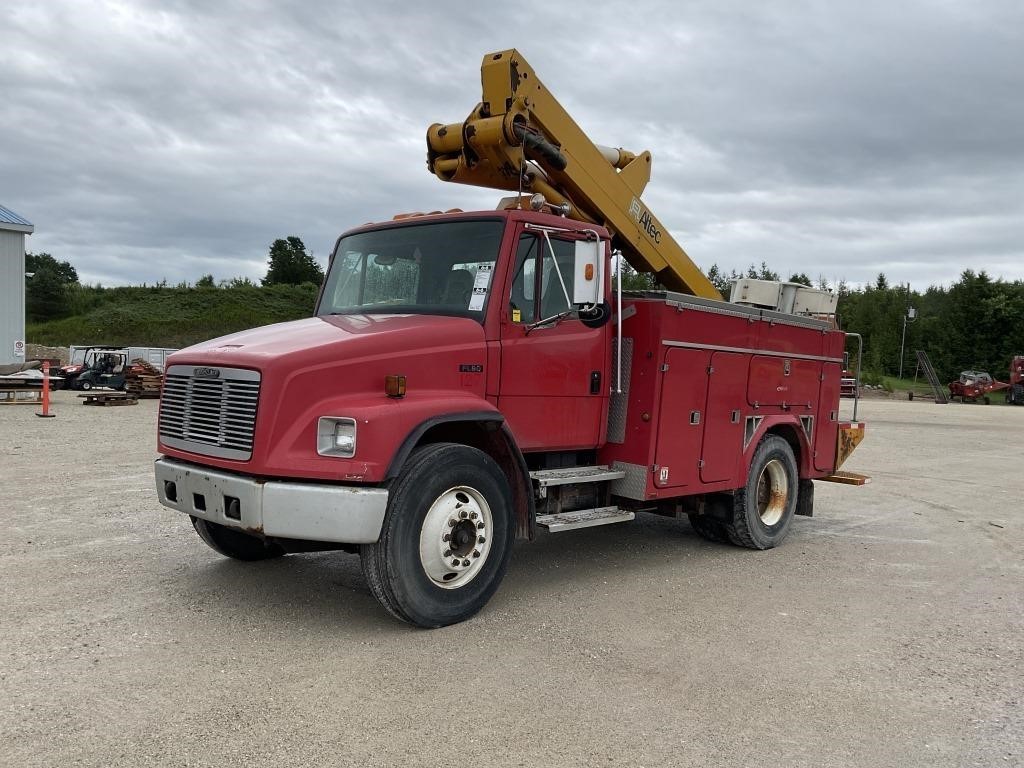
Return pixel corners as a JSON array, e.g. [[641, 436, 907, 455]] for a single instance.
[[426, 49, 721, 299]]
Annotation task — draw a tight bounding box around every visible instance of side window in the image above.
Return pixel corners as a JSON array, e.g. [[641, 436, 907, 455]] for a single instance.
[[509, 234, 579, 323], [509, 235, 539, 323], [539, 238, 576, 319]]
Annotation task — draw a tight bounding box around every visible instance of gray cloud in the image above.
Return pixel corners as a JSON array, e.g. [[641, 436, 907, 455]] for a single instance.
[[2, 0, 1021, 289]]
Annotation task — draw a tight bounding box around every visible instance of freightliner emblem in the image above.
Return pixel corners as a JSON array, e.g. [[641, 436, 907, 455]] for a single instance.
[[194, 367, 221, 378]]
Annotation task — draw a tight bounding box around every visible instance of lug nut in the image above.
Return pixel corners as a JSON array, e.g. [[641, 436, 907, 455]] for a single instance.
[[462, 559, 470, 567], [478, 536, 486, 544], [476, 521, 485, 529], [448, 519, 456, 527], [469, 511, 478, 520], [444, 549, 452, 558], [443, 533, 450, 542], [472, 550, 480, 558], [460, 510, 468, 519], [452, 559, 461, 567]]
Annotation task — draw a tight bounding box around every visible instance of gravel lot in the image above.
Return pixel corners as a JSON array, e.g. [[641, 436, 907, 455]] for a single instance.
[[1, 392, 1021, 767]]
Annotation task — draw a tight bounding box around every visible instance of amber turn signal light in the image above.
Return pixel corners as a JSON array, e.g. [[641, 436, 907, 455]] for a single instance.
[[584, 263, 594, 280], [385, 374, 407, 398]]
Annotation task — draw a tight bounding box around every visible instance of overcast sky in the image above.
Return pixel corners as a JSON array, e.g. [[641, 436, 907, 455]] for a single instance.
[[3, 0, 1022, 289]]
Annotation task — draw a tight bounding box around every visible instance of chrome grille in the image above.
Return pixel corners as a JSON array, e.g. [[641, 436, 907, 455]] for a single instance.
[[159, 365, 261, 460]]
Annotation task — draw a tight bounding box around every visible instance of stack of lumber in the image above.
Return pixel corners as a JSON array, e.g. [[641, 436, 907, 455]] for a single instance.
[[125, 359, 164, 399]]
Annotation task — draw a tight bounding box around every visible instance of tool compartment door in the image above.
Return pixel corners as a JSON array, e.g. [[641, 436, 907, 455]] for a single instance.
[[653, 347, 710, 490], [700, 352, 748, 483], [748, 355, 821, 408], [814, 362, 842, 471]]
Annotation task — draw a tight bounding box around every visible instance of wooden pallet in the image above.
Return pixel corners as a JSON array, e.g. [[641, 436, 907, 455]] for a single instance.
[[78, 392, 139, 407]]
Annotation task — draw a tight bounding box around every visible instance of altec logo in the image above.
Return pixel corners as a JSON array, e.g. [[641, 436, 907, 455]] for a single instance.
[[629, 198, 662, 244]]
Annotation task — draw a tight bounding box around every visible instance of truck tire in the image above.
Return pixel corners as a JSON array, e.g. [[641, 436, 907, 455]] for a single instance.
[[80, 380, 92, 391], [191, 517, 286, 561], [725, 435, 798, 550], [360, 443, 515, 628], [687, 513, 730, 544]]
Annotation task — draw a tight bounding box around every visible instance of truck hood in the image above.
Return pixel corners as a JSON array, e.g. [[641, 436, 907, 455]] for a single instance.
[[169, 314, 485, 369], [159, 313, 492, 482]]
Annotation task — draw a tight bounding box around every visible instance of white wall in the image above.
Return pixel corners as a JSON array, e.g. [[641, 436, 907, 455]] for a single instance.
[[0, 229, 27, 366]]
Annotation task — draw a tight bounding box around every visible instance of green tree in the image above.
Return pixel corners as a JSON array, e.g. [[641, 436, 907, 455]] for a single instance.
[[195, 274, 216, 288], [25, 252, 79, 322], [789, 272, 812, 286], [614, 260, 659, 291], [747, 262, 780, 281], [262, 236, 324, 286]]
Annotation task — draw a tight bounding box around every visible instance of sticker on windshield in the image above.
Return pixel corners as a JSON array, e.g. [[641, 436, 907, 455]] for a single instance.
[[468, 265, 493, 311]]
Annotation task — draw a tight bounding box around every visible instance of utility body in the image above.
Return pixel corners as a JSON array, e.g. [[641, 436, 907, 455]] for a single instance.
[[154, 50, 865, 626]]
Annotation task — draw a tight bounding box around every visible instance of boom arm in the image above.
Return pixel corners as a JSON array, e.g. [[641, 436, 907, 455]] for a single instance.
[[426, 49, 721, 299]]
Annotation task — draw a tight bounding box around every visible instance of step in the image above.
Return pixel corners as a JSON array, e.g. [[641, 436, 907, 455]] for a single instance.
[[535, 506, 635, 533], [529, 465, 626, 489]]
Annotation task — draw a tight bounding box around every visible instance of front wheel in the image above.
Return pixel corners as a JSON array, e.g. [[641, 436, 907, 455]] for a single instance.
[[360, 443, 515, 628], [725, 435, 799, 550], [191, 517, 286, 561]]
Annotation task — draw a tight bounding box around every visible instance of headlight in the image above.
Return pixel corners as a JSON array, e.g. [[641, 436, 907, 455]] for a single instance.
[[317, 417, 356, 458]]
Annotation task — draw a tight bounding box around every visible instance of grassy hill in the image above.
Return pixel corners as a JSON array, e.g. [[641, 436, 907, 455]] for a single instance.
[[27, 284, 320, 348]]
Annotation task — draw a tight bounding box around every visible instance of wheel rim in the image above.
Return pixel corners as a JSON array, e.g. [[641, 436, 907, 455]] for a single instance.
[[418, 485, 493, 590], [755, 458, 789, 526]]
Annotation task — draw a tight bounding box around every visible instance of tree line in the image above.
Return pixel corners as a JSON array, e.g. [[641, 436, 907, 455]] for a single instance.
[[26, 236, 323, 322]]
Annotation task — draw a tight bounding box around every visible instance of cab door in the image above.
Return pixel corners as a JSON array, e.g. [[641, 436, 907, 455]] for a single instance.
[[497, 229, 609, 451]]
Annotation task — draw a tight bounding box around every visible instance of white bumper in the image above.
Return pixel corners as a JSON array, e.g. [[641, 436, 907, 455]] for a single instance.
[[154, 457, 387, 544]]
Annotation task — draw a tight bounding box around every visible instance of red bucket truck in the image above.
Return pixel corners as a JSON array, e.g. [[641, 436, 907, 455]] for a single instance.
[[154, 50, 867, 627]]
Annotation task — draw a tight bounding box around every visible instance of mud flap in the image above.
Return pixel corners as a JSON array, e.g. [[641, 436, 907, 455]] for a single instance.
[[795, 479, 814, 517]]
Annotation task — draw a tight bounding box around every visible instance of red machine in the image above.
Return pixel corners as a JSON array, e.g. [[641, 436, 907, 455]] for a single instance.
[[1007, 356, 1024, 405], [948, 370, 1009, 404], [154, 50, 866, 627]]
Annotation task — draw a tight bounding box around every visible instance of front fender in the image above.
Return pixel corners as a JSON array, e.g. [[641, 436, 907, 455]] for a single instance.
[[259, 390, 502, 483]]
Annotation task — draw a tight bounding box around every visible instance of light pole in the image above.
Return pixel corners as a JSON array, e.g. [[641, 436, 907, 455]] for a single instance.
[[898, 300, 917, 380]]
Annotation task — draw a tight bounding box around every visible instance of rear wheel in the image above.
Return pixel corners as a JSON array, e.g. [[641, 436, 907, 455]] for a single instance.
[[360, 443, 515, 628], [725, 435, 798, 550], [191, 517, 286, 561], [80, 380, 92, 391], [688, 513, 730, 543]]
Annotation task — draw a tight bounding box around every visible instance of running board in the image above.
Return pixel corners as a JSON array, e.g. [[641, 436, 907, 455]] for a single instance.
[[529, 466, 626, 498], [535, 506, 635, 532]]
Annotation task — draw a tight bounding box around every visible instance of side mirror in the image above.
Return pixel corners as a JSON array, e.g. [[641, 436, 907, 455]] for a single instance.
[[572, 238, 603, 305]]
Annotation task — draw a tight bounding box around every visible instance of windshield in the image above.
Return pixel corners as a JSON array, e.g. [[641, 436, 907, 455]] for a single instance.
[[318, 219, 505, 320]]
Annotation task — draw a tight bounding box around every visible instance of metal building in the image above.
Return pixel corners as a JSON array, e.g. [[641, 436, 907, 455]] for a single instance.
[[0, 204, 34, 366]]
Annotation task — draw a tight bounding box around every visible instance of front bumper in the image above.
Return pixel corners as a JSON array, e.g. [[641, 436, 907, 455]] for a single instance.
[[154, 457, 387, 544]]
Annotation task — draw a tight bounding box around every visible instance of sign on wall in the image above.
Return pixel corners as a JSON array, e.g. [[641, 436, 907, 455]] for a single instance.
[[13, 340, 25, 358]]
